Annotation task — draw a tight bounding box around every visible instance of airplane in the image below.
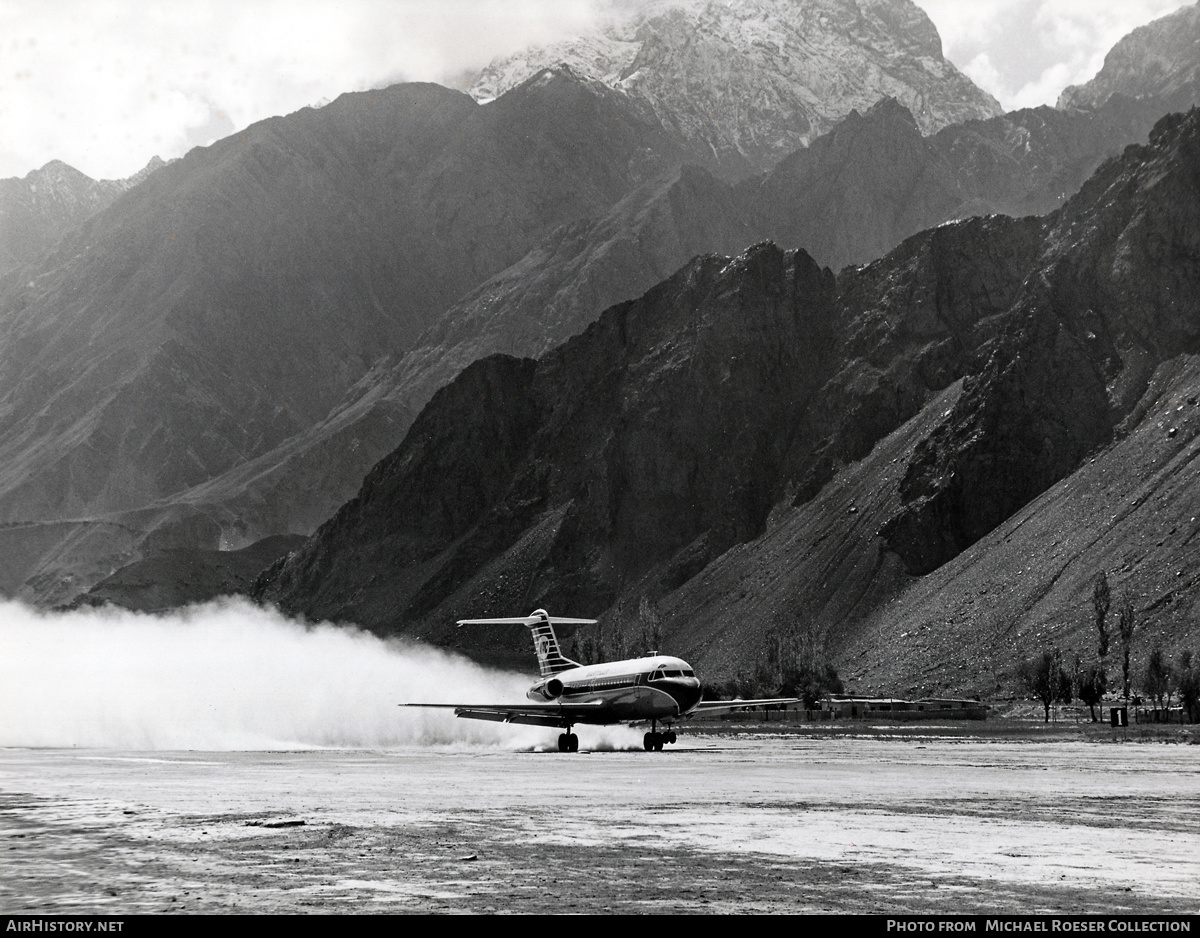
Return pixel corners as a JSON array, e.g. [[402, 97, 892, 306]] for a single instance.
[[403, 608, 799, 752]]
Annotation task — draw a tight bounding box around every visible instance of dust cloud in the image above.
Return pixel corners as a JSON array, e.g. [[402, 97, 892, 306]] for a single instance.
[[0, 598, 640, 751]]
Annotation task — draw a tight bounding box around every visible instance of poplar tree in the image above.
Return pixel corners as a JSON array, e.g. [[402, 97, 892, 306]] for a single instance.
[[1117, 598, 1137, 703], [1092, 572, 1111, 661]]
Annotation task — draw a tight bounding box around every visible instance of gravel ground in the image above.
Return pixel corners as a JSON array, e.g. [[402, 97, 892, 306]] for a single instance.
[[2, 725, 1198, 914]]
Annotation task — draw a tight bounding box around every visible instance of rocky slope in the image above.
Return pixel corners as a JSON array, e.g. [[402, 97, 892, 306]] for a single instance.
[[0, 157, 164, 277], [749, 91, 1189, 270], [1058, 1, 1200, 110], [72, 534, 306, 614], [0, 73, 700, 533], [678, 109, 1200, 691], [255, 108, 1200, 692], [145, 89, 1191, 564], [149, 163, 756, 549], [842, 354, 1200, 697], [469, 0, 1002, 178]]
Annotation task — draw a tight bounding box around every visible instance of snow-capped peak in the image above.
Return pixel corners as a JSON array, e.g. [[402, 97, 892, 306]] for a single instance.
[[468, 0, 1001, 176]]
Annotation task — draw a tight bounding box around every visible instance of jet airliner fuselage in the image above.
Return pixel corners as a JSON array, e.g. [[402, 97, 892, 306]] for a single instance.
[[405, 609, 797, 752]]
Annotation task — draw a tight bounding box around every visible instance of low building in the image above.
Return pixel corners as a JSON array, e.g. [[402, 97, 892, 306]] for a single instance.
[[821, 695, 989, 721]]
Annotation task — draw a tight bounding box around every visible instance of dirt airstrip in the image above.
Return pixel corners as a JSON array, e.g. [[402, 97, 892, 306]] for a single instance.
[[2, 724, 1198, 915]]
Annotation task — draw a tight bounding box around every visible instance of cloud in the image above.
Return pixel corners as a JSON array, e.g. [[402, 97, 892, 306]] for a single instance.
[[920, 0, 1193, 110], [183, 104, 236, 151], [1008, 62, 1079, 111], [0, 0, 601, 180], [2, 1, 1196, 179], [960, 51, 1003, 99]]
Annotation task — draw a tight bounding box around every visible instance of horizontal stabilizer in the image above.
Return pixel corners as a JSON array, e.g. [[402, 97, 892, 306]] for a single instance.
[[455, 609, 591, 676]]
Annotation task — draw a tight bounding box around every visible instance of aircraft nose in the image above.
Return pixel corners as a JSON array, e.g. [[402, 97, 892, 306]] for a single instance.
[[670, 678, 702, 712]]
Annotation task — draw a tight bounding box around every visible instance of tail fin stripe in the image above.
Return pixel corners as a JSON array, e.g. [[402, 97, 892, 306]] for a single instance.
[[531, 622, 579, 676]]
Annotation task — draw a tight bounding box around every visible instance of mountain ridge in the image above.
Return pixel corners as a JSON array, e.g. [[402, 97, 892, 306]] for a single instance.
[[0, 75, 704, 530], [1058, 1, 1200, 111], [6, 3, 1200, 619], [0, 156, 165, 277], [253, 107, 1200, 691]]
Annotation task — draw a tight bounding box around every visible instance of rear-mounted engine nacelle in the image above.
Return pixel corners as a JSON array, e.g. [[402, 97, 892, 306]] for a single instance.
[[529, 678, 564, 700]]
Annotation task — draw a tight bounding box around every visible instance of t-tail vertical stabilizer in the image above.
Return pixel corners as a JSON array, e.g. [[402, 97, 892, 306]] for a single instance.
[[457, 608, 595, 677]]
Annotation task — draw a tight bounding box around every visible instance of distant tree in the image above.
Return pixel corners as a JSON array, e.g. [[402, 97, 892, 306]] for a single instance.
[[712, 672, 754, 700], [1073, 655, 1108, 723], [637, 596, 663, 656], [1177, 650, 1200, 724], [1020, 648, 1073, 722], [1117, 598, 1137, 703], [609, 621, 628, 662], [1053, 649, 1073, 714], [764, 610, 844, 707], [1143, 643, 1173, 713], [1092, 572, 1111, 661], [575, 631, 597, 665], [791, 663, 845, 709], [752, 636, 780, 697]]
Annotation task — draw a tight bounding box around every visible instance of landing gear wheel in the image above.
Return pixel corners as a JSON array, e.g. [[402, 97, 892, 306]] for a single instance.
[[568, 732, 579, 752], [654, 734, 665, 751], [558, 733, 570, 752], [665, 730, 677, 745], [643, 732, 657, 752]]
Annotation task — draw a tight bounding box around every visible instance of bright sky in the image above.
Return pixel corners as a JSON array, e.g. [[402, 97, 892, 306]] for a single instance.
[[922, 0, 1192, 111], [0, 0, 1193, 181]]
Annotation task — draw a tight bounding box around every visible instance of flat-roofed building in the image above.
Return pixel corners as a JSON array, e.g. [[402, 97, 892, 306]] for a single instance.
[[821, 695, 988, 720]]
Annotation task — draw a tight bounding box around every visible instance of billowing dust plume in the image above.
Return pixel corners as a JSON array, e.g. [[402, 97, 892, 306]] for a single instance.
[[0, 598, 642, 751]]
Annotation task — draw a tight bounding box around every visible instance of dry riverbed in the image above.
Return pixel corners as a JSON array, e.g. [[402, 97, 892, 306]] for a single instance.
[[2, 724, 1198, 914]]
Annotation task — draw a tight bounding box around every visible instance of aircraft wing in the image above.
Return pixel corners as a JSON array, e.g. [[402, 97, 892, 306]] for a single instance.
[[688, 697, 801, 714], [402, 700, 608, 729]]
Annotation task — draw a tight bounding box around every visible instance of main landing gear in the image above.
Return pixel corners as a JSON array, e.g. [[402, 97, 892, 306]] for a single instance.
[[557, 731, 579, 752], [643, 722, 677, 752]]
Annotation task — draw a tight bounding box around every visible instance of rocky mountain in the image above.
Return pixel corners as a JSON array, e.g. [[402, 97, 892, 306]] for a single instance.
[[255, 108, 1200, 692], [469, 0, 1002, 178], [0, 157, 164, 276], [0, 73, 700, 534], [7, 5, 1200, 614], [1058, 1, 1200, 110], [150, 162, 756, 549], [134, 88, 1195, 566], [749, 90, 1188, 270]]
